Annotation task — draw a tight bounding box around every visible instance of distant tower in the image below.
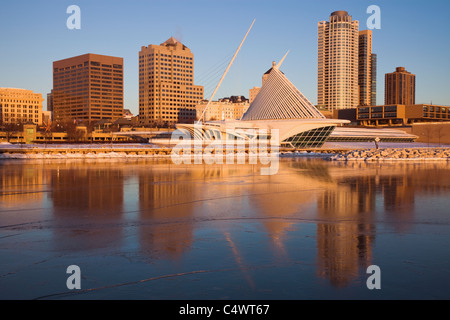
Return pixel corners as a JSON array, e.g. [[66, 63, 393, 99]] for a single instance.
[[318, 11, 359, 111], [385, 67, 415, 105], [47, 89, 53, 112], [358, 30, 373, 106], [371, 54, 377, 106]]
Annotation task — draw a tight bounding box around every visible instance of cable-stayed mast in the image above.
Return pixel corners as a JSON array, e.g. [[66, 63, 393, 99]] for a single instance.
[[197, 19, 255, 124]]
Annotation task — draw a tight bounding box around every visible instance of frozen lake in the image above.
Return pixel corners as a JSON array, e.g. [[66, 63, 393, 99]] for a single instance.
[[1, 158, 449, 299]]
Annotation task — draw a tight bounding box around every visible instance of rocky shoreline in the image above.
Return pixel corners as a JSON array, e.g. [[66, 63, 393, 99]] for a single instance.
[[330, 148, 450, 161]]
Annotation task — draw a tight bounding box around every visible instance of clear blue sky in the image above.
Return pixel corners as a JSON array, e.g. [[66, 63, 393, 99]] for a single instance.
[[1, 0, 449, 115]]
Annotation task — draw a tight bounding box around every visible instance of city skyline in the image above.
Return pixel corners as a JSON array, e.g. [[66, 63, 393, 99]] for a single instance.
[[1, 0, 449, 116]]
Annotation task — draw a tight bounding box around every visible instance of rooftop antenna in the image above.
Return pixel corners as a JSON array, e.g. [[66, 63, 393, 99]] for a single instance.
[[198, 19, 255, 124]]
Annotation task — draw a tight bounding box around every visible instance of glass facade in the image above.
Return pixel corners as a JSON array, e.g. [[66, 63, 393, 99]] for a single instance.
[[282, 126, 335, 148]]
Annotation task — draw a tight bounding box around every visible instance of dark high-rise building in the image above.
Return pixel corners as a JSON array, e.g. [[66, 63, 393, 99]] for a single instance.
[[371, 54, 377, 106], [358, 30, 373, 106], [53, 53, 124, 123], [385, 67, 415, 105], [47, 89, 53, 112]]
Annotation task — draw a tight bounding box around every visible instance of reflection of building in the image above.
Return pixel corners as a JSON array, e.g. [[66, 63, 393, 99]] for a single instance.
[[381, 175, 415, 233], [0, 163, 47, 207], [318, 11, 359, 111], [53, 53, 124, 123], [316, 175, 376, 287], [385, 67, 415, 105], [139, 37, 204, 125], [138, 166, 198, 258], [49, 163, 125, 251], [0, 87, 44, 125], [51, 165, 124, 215]]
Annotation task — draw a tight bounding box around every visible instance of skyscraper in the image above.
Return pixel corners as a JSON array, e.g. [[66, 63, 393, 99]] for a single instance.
[[371, 54, 377, 106], [358, 30, 373, 106], [318, 11, 359, 111], [139, 37, 204, 126], [53, 53, 124, 123], [47, 90, 53, 112], [385, 67, 416, 105]]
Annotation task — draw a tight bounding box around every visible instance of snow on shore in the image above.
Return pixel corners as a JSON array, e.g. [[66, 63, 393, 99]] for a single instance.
[[330, 148, 450, 161]]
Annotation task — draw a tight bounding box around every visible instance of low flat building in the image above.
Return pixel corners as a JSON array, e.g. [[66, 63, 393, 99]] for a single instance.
[[357, 104, 450, 127], [196, 99, 249, 121]]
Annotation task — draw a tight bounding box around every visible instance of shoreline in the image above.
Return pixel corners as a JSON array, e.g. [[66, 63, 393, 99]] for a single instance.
[[328, 147, 450, 161], [1, 146, 449, 162]]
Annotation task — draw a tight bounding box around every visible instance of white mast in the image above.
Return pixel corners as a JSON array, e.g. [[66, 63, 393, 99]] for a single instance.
[[197, 19, 255, 124], [276, 50, 290, 69]]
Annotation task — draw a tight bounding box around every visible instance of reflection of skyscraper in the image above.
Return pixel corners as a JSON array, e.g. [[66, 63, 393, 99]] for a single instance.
[[381, 175, 415, 233], [51, 165, 124, 215], [138, 165, 200, 258], [49, 163, 125, 251], [316, 176, 376, 287], [0, 163, 47, 207]]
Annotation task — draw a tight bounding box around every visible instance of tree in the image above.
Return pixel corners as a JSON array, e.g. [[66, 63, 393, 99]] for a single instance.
[[1, 121, 23, 143]]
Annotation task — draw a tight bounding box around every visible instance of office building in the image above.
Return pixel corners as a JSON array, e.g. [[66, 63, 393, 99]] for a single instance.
[[385, 67, 415, 105], [0, 87, 43, 125], [318, 11, 359, 111], [53, 53, 124, 123], [139, 37, 204, 125]]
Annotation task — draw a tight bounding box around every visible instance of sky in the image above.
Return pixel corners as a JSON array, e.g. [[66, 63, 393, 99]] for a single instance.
[[1, 0, 449, 115]]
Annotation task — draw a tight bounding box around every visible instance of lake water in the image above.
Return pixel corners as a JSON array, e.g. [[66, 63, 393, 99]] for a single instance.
[[1, 158, 449, 300]]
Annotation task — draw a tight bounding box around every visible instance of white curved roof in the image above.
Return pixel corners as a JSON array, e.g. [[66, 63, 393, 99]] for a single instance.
[[241, 66, 325, 121]]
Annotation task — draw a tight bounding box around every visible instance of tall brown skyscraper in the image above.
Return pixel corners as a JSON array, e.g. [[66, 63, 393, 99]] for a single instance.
[[371, 54, 377, 106], [53, 53, 124, 123], [358, 30, 373, 106], [139, 37, 204, 126], [385, 67, 416, 105], [318, 11, 359, 111]]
